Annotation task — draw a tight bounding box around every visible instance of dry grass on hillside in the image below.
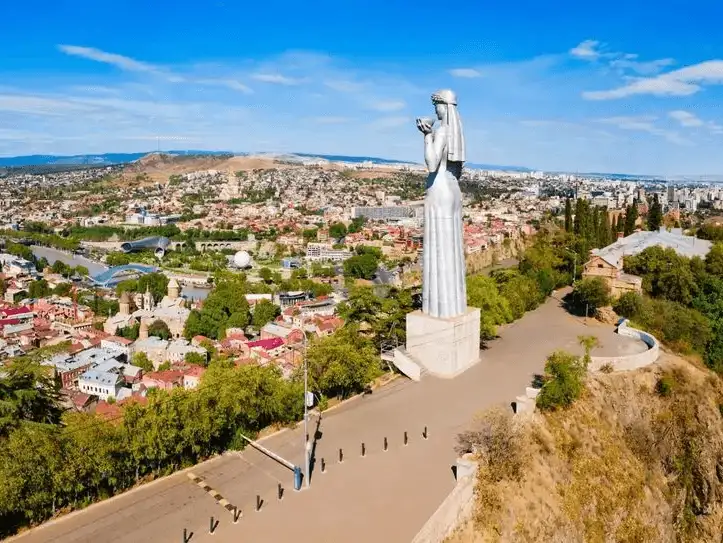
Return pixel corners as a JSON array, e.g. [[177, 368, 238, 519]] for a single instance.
[[111, 153, 405, 186], [448, 352, 723, 543]]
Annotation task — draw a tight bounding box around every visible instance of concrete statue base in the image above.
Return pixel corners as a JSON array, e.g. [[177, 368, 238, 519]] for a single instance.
[[405, 308, 481, 378]]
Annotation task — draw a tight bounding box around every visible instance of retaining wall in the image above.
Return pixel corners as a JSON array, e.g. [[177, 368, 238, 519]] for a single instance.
[[588, 320, 660, 372], [411, 456, 478, 543]]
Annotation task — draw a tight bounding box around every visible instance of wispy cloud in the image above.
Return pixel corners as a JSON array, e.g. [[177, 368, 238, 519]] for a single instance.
[[597, 115, 690, 145], [669, 110, 723, 134], [449, 68, 482, 78], [668, 110, 704, 127], [251, 73, 305, 85], [58, 45, 159, 73], [583, 60, 723, 100], [58, 44, 253, 94], [610, 55, 675, 76]]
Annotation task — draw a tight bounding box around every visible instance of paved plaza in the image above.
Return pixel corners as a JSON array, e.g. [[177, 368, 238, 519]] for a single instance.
[[11, 293, 646, 543]]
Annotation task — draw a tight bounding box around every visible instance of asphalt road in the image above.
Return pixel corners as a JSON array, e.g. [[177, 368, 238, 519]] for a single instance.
[[10, 293, 645, 543]]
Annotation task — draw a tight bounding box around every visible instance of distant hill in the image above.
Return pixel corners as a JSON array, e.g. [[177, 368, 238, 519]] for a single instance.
[[0, 149, 543, 174], [0, 150, 235, 167]]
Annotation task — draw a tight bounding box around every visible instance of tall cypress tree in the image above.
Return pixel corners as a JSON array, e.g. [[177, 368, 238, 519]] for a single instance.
[[624, 202, 639, 236], [647, 194, 663, 231], [564, 198, 572, 232], [599, 209, 611, 248], [573, 198, 584, 235]]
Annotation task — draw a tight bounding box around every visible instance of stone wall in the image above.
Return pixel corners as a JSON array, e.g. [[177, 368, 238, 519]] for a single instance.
[[588, 320, 660, 372], [411, 456, 478, 543]]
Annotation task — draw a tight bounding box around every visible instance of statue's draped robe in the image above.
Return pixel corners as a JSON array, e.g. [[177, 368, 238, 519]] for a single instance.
[[422, 137, 467, 319]]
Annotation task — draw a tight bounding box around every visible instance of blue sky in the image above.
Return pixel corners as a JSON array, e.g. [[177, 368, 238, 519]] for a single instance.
[[3, 0, 723, 175]]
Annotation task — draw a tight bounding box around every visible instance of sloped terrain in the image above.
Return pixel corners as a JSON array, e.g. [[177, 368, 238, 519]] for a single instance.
[[449, 352, 723, 543]]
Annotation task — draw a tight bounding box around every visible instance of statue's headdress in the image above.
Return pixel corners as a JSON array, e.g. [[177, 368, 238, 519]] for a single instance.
[[431, 89, 465, 163]]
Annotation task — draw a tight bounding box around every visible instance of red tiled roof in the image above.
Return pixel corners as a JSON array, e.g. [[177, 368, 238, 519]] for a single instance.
[[144, 370, 184, 383], [105, 335, 133, 346], [1, 306, 32, 317], [247, 337, 284, 350]]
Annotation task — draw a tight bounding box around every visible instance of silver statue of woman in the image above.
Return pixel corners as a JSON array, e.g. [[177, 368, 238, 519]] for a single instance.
[[416, 89, 467, 319]]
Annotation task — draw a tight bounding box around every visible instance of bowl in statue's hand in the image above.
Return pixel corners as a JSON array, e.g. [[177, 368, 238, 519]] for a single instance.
[[418, 117, 436, 127]]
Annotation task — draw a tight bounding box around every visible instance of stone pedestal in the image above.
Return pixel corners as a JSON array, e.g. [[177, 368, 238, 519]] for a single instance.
[[405, 308, 480, 378]]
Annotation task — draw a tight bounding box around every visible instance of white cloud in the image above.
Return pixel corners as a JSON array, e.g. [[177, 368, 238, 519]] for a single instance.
[[324, 79, 366, 93], [609, 56, 675, 76], [668, 110, 704, 127], [58, 44, 253, 94], [597, 115, 690, 145], [449, 68, 482, 78], [583, 59, 723, 100], [58, 45, 159, 73], [570, 40, 602, 60], [251, 73, 304, 85]]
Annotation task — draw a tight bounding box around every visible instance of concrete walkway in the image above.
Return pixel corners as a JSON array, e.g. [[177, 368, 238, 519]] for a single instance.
[[11, 295, 643, 543]]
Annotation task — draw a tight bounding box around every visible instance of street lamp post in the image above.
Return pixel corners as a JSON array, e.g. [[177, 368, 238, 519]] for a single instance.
[[302, 312, 310, 488]]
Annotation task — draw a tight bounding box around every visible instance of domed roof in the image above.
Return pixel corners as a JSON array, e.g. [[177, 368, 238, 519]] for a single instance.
[[167, 277, 179, 288]]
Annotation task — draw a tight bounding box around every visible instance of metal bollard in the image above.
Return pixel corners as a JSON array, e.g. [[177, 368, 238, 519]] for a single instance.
[[404, 431, 408, 445], [321, 457, 326, 472], [183, 528, 193, 543], [278, 483, 283, 501], [209, 516, 219, 535], [423, 426, 428, 439], [233, 507, 242, 523], [361, 442, 366, 457], [256, 495, 262, 512], [339, 448, 344, 463], [384, 437, 388, 451]]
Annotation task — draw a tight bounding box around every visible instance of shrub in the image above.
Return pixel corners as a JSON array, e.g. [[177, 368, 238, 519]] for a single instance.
[[599, 362, 615, 374], [655, 374, 675, 397], [455, 406, 524, 481], [536, 350, 588, 411], [613, 291, 644, 319]]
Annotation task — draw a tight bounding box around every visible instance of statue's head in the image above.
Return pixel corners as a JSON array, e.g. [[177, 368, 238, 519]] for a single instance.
[[431, 89, 457, 121]]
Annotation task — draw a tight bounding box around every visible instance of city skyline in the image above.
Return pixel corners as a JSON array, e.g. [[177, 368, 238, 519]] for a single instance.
[[3, 0, 723, 175]]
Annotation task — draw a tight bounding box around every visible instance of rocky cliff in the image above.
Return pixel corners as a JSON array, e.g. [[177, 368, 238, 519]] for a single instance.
[[465, 237, 527, 275], [449, 352, 723, 543]]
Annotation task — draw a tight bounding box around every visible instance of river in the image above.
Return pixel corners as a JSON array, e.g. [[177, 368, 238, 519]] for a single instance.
[[30, 246, 211, 300]]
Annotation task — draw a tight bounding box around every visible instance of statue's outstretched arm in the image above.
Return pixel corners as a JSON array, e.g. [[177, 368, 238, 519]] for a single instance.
[[424, 127, 447, 172]]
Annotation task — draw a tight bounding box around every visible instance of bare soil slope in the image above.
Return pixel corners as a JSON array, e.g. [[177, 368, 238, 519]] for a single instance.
[[449, 352, 723, 543]]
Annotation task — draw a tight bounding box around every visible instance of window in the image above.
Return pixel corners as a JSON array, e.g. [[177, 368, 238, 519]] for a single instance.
[[598, 264, 604, 268]]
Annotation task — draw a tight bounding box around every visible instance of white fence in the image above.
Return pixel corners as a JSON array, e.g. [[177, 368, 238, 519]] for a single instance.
[[588, 319, 660, 372]]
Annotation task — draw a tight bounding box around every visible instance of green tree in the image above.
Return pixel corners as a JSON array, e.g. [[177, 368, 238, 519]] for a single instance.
[[183, 279, 251, 339], [184, 352, 207, 367], [570, 277, 610, 314], [28, 279, 51, 299], [623, 202, 638, 236], [343, 253, 379, 280], [467, 274, 513, 341], [302, 228, 318, 242], [53, 282, 73, 297], [147, 320, 171, 340], [157, 362, 171, 371], [252, 299, 281, 329], [132, 352, 154, 372], [329, 222, 348, 239], [306, 325, 381, 399], [564, 198, 572, 232], [137, 273, 169, 304], [705, 243, 723, 276], [647, 194, 663, 231], [0, 359, 63, 437], [258, 267, 272, 283]]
